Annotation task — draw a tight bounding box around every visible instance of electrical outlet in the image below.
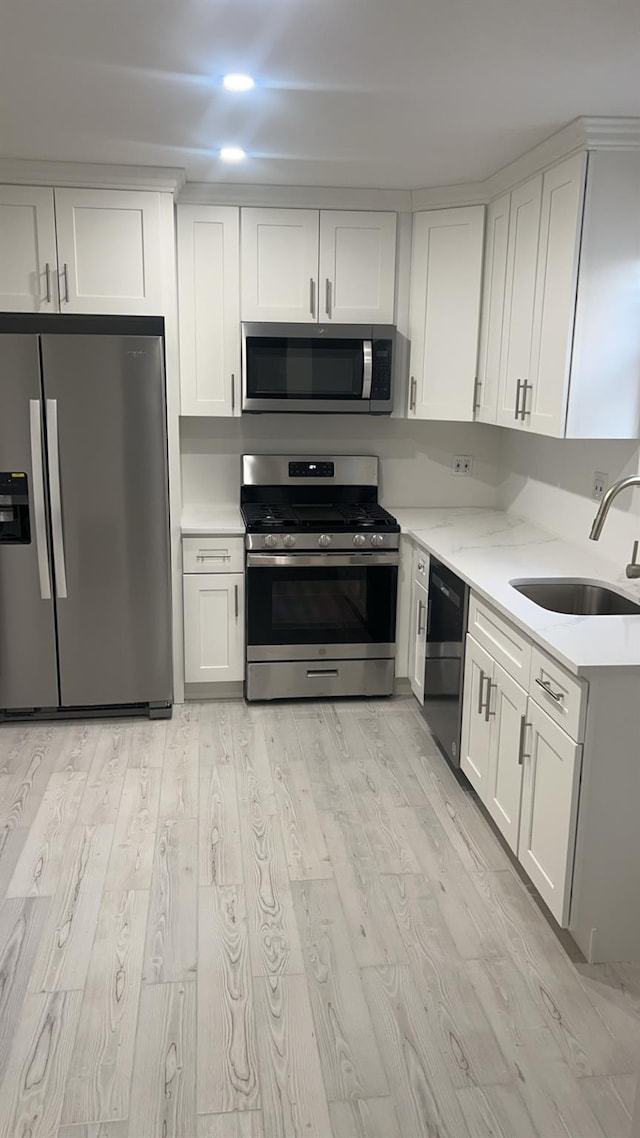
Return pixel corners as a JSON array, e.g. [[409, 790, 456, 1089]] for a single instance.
[[592, 472, 608, 501], [452, 455, 473, 476]]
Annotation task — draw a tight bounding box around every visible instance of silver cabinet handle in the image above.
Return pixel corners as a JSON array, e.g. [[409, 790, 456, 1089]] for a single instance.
[[309, 278, 316, 318], [45, 399, 68, 598], [29, 400, 52, 600], [325, 278, 332, 319], [535, 677, 563, 703], [472, 376, 481, 413], [484, 679, 495, 721], [518, 715, 531, 765], [231, 373, 235, 414], [417, 599, 426, 636], [520, 381, 532, 420], [44, 262, 52, 304], [196, 552, 231, 562], [514, 379, 523, 421], [234, 583, 239, 620], [307, 669, 339, 678], [417, 560, 425, 573], [60, 263, 69, 304], [409, 376, 417, 412], [477, 669, 486, 716]]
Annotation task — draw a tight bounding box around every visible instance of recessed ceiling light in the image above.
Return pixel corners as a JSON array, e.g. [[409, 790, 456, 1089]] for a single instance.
[[220, 146, 246, 163], [223, 73, 255, 92]]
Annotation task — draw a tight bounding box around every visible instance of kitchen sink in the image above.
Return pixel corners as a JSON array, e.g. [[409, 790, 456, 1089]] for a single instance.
[[510, 578, 640, 616]]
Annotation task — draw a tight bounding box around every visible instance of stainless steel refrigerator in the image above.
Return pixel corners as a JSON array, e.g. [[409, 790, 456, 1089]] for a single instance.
[[0, 317, 172, 719]]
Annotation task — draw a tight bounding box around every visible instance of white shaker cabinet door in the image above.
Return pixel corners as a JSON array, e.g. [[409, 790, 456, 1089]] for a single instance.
[[318, 210, 397, 323], [178, 205, 241, 416], [183, 573, 244, 683], [241, 207, 319, 322], [459, 635, 494, 797], [0, 186, 57, 311], [496, 175, 542, 428], [408, 206, 484, 421], [528, 153, 586, 437], [518, 698, 582, 925], [475, 194, 510, 423], [485, 662, 527, 852], [409, 578, 428, 705], [54, 188, 164, 315]]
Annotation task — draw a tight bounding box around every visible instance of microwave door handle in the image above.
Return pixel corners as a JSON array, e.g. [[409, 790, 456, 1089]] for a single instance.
[[362, 340, 373, 400]]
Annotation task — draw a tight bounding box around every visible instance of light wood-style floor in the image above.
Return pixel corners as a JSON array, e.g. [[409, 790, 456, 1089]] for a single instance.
[[0, 697, 638, 1138]]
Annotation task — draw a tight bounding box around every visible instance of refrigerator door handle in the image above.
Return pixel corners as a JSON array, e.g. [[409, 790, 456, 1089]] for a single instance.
[[29, 400, 52, 600], [45, 398, 68, 599]]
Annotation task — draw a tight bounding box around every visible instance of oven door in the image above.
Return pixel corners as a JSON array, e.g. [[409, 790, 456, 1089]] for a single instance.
[[246, 551, 398, 661], [242, 323, 372, 413]]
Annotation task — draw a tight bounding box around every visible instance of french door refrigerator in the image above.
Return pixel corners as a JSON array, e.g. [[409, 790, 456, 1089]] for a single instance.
[[0, 317, 172, 719]]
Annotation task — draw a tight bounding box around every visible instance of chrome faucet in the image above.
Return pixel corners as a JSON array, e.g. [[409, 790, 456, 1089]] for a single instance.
[[589, 475, 640, 578]]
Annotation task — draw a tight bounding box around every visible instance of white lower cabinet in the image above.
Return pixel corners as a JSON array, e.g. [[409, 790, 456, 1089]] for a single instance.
[[183, 571, 244, 684], [461, 599, 585, 926], [485, 661, 528, 852], [408, 550, 429, 704], [460, 636, 494, 796], [518, 698, 581, 924]]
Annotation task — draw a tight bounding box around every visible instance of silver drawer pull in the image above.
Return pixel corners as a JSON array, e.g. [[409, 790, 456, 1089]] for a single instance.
[[535, 677, 564, 703], [307, 669, 339, 678], [196, 552, 231, 561]]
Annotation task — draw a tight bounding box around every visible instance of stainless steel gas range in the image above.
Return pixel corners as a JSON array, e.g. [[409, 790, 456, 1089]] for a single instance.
[[241, 455, 399, 702]]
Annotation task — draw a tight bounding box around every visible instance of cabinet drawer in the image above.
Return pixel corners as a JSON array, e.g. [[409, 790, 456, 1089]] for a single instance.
[[412, 545, 429, 586], [182, 536, 244, 574], [529, 646, 586, 741], [468, 594, 531, 685]]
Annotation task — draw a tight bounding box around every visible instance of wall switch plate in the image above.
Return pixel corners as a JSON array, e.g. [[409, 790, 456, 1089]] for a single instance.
[[452, 455, 473, 476], [592, 472, 608, 501]]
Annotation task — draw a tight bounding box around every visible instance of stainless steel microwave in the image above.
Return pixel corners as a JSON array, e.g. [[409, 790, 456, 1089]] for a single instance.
[[241, 323, 395, 414]]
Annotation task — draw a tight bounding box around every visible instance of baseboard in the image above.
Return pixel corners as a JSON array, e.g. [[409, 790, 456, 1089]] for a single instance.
[[184, 681, 244, 701], [394, 677, 411, 695]]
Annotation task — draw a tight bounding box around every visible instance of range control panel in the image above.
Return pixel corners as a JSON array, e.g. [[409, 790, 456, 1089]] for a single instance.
[[288, 461, 335, 478]]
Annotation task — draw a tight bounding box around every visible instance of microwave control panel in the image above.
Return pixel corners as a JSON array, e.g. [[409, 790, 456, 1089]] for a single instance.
[[371, 340, 393, 399]]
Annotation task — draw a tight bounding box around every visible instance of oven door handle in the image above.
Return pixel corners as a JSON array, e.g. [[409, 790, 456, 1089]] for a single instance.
[[246, 552, 399, 568], [362, 340, 373, 400]]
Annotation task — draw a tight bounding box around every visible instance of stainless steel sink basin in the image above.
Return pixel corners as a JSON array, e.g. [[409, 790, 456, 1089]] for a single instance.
[[510, 578, 640, 616]]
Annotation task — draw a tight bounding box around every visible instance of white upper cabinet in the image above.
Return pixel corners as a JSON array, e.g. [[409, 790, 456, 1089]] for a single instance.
[[0, 186, 57, 311], [495, 175, 542, 428], [178, 205, 240, 416], [408, 206, 485, 421], [475, 194, 510, 423], [528, 154, 585, 436], [241, 208, 320, 322], [240, 207, 397, 324], [318, 211, 396, 323], [481, 149, 640, 438], [54, 189, 164, 315]]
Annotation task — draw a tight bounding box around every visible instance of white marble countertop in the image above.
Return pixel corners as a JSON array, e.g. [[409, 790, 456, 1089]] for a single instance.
[[181, 505, 244, 537], [391, 507, 640, 675]]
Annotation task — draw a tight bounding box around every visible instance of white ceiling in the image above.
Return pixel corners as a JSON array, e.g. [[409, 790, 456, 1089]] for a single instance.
[[1, 0, 639, 190]]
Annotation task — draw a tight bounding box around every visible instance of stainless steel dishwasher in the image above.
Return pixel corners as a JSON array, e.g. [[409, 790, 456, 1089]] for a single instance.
[[421, 557, 469, 770]]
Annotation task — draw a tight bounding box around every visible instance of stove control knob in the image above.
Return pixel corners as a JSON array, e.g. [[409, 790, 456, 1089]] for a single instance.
[[370, 534, 385, 547], [282, 534, 296, 548], [264, 534, 279, 548], [352, 534, 366, 547], [318, 534, 332, 548]]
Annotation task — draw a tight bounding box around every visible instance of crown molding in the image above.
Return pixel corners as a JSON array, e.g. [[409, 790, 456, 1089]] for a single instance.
[[0, 158, 186, 196], [178, 181, 413, 212], [411, 116, 640, 209]]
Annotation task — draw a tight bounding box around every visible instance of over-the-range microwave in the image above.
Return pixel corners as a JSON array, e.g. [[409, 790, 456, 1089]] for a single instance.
[[241, 323, 395, 414]]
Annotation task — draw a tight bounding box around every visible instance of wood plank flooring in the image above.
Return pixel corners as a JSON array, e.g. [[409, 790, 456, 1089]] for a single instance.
[[0, 699, 638, 1137]]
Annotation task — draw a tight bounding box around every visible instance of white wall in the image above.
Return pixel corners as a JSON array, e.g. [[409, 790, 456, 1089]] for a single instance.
[[180, 416, 502, 510], [498, 432, 640, 567]]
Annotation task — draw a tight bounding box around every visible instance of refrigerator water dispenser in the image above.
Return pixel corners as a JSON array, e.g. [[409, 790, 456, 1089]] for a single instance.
[[0, 473, 30, 543]]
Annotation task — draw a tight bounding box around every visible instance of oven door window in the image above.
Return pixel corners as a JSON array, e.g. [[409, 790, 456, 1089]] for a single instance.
[[247, 564, 397, 646], [245, 338, 364, 400]]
